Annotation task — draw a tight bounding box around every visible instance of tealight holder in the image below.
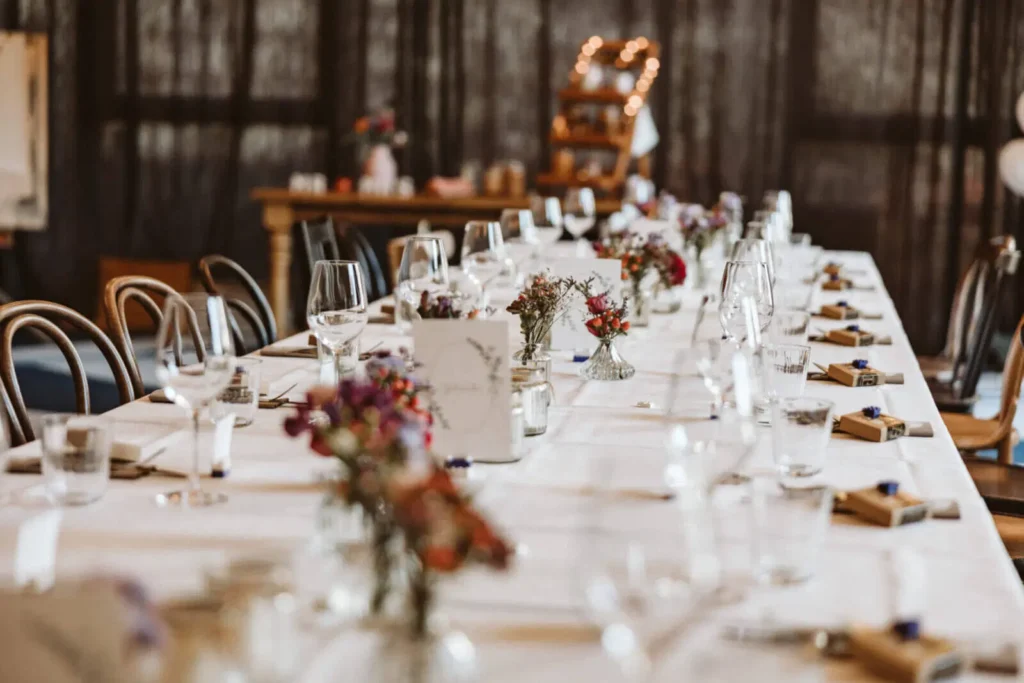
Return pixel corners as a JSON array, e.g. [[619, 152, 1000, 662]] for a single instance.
[[512, 365, 554, 436]]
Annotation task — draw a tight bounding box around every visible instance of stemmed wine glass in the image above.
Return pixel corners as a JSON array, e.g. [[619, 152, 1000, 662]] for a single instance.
[[719, 261, 774, 342], [729, 238, 776, 286], [154, 293, 235, 507], [307, 261, 369, 382], [395, 236, 450, 332], [530, 196, 564, 249], [461, 221, 513, 293], [563, 187, 597, 245], [694, 337, 740, 420]]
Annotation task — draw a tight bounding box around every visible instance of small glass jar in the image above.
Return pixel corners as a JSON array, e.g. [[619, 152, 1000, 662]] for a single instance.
[[512, 365, 554, 436], [631, 282, 652, 327]]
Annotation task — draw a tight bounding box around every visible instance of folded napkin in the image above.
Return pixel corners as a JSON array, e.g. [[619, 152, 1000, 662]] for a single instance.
[[148, 388, 290, 410]]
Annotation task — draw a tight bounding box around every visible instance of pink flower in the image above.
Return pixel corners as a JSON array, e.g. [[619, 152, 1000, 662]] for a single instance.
[[586, 293, 609, 315]]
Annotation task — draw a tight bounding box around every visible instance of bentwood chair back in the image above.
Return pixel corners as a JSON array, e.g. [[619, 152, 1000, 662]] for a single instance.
[[300, 216, 340, 270], [919, 258, 984, 380], [198, 255, 276, 354], [956, 236, 1020, 401], [0, 300, 135, 445], [344, 226, 388, 300], [102, 276, 202, 398]]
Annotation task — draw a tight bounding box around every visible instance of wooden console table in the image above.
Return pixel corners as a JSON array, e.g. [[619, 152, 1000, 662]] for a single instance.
[[252, 188, 621, 334]]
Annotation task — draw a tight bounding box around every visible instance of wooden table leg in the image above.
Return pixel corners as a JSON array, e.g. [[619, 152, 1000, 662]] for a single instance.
[[263, 202, 295, 336]]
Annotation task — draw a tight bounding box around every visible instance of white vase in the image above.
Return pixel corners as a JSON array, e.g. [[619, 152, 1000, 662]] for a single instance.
[[363, 144, 398, 194]]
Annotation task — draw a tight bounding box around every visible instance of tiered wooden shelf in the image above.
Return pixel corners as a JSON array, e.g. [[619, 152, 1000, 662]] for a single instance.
[[539, 36, 660, 197]]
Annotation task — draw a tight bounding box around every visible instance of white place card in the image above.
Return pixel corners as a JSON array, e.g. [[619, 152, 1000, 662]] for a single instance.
[[546, 258, 622, 352], [15, 509, 62, 591], [413, 320, 512, 463]]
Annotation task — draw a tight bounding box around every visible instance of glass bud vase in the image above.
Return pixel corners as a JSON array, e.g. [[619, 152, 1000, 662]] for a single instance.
[[631, 283, 652, 328], [579, 339, 635, 381], [652, 282, 682, 314]]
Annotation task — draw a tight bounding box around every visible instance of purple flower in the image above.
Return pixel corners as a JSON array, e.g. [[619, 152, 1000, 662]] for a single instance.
[[861, 405, 881, 419]]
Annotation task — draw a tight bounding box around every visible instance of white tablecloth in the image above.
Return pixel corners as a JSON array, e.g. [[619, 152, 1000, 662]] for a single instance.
[[1, 249, 1022, 681]]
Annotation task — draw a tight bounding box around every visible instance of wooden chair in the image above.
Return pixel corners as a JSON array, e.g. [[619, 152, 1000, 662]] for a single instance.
[[300, 216, 340, 269], [944, 313, 1024, 463], [386, 231, 457, 288], [340, 225, 388, 300], [931, 236, 1019, 413], [917, 256, 984, 381], [198, 255, 276, 354], [102, 275, 194, 398], [0, 300, 134, 446]]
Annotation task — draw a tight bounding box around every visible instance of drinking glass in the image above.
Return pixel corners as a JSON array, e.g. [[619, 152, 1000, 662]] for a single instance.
[[770, 397, 834, 477], [461, 221, 513, 291], [307, 261, 369, 383], [40, 415, 111, 506], [694, 337, 740, 419], [719, 261, 774, 342], [760, 343, 811, 401], [767, 309, 810, 343], [499, 208, 537, 244], [395, 236, 450, 332], [773, 283, 814, 312], [564, 187, 597, 243], [155, 293, 236, 507], [210, 358, 261, 427], [751, 479, 833, 585], [529, 196, 564, 248], [729, 238, 776, 286]]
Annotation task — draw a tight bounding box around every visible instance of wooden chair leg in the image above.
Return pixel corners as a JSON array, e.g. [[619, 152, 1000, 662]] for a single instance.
[[999, 434, 1016, 465]]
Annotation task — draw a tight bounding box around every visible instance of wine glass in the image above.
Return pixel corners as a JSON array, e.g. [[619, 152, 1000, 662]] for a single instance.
[[694, 337, 740, 420], [729, 238, 776, 286], [461, 221, 512, 292], [719, 261, 774, 342], [564, 187, 597, 244], [395, 236, 450, 332], [529, 196, 564, 249], [307, 261, 369, 381], [154, 293, 235, 507]]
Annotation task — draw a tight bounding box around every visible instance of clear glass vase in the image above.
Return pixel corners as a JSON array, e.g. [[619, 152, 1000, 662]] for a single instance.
[[579, 339, 635, 380], [631, 283, 652, 327], [652, 282, 682, 314]]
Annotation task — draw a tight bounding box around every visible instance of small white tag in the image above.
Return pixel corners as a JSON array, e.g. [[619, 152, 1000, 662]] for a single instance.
[[15, 509, 62, 591]]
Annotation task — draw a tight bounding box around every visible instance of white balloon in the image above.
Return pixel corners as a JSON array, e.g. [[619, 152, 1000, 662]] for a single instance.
[[1016, 92, 1024, 131], [999, 140, 1024, 197]]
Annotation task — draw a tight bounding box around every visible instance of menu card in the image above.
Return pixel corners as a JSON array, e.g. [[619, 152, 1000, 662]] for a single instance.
[[413, 320, 512, 462], [546, 258, 622, 351]]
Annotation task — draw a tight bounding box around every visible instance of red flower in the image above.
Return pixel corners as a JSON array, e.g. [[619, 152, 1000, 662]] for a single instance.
[[423, 547, 461, 572], [666, 252, 687, 286], [585, 293, 609, 314]]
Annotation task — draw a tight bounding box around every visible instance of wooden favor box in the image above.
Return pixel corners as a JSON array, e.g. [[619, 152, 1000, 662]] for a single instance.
[[838, 411, 907, 441], [827, 363, 884, 387]]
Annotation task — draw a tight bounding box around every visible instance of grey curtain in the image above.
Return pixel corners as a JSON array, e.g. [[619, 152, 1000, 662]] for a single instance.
[[2, 0, 1023, 352]]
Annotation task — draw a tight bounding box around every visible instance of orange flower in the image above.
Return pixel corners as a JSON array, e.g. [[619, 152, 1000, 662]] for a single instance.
[[610, 318, 620, 329], [423, 547, 461, 572], [354, 117, 370, 134], [622, 321, 631, 332]]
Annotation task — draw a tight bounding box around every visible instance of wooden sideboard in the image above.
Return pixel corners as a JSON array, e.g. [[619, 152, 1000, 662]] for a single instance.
[[252, 188, 621, 333]]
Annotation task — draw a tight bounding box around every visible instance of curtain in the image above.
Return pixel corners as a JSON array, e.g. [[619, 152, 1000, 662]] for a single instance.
[[1, 0, 1022, 352]]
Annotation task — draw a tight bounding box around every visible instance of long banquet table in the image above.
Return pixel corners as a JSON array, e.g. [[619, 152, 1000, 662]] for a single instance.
[[2, 247, 1023, 681]]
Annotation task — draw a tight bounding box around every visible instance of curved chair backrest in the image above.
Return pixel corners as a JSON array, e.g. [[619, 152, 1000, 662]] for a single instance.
[[340, 225, 388, 300], [955, 235, 1020, 401], [995, 315, 1024, 432], [0, 300, 135, 445], [940, 258, 982, 367], [198, 255, 276, 354], [300, 216, 340, 271], [102, 275, 201, 398]]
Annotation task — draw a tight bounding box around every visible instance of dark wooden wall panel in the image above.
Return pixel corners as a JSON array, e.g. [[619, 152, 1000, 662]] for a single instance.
[[0, 0, 1022, 352]]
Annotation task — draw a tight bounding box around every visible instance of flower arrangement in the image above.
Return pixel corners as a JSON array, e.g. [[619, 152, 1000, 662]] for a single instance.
[[594, 231, 687, 291], [574, 281, 636, 380], [577, 286, 630, 341], [505, 275, 579, 362], [348, 108, 408, 148], [416, 291, 479, 320], [284, 360, 511, 634]]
